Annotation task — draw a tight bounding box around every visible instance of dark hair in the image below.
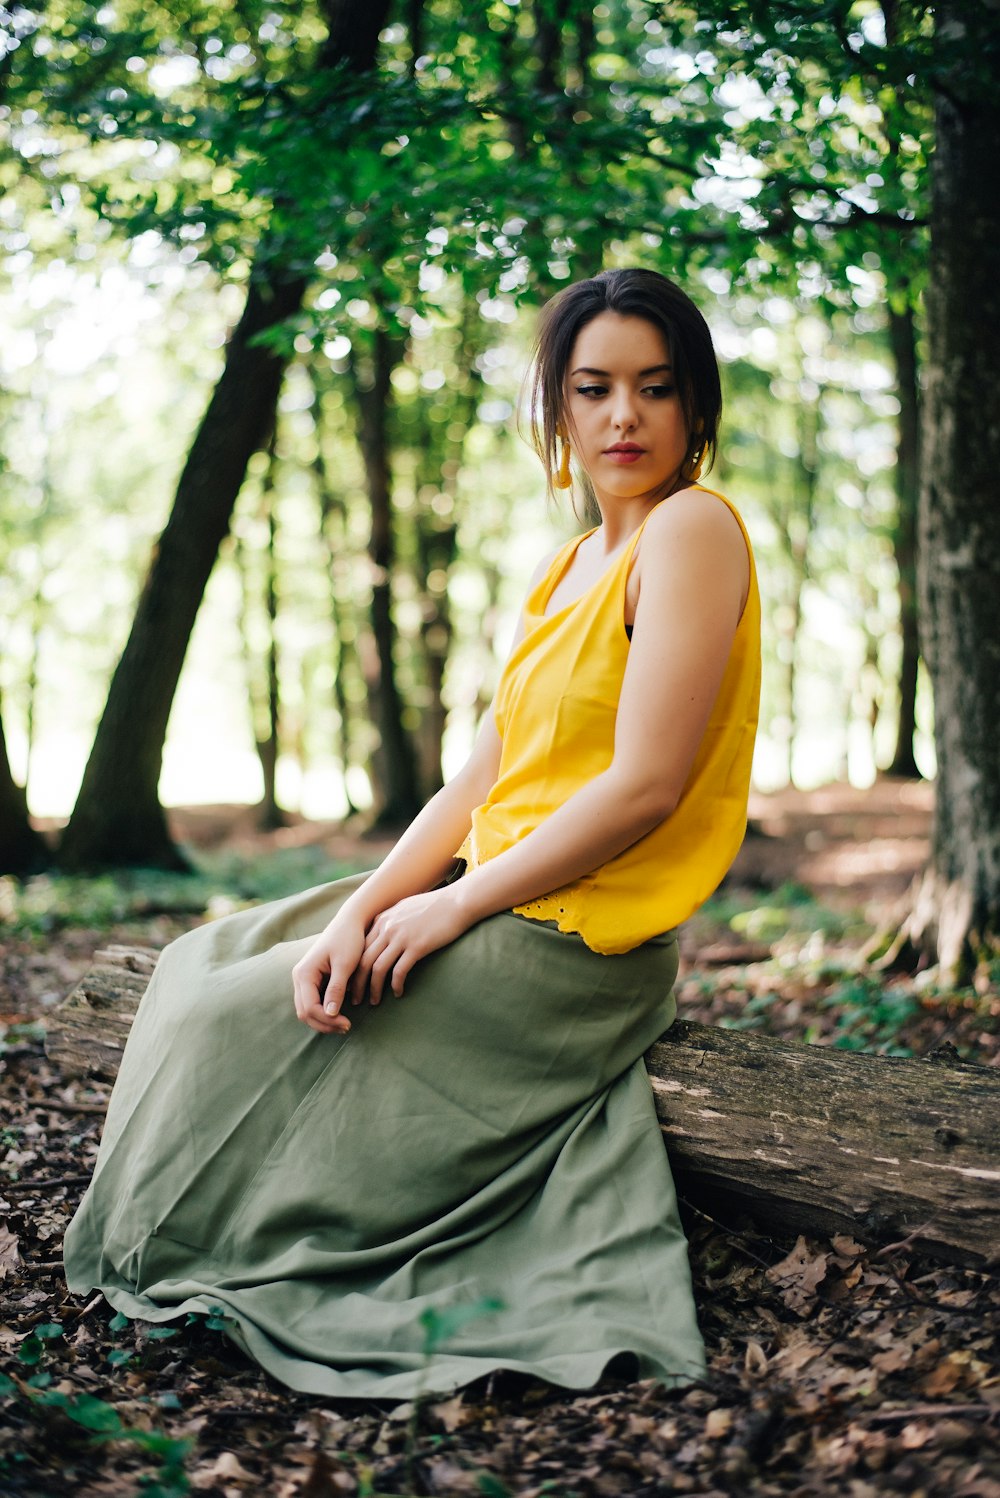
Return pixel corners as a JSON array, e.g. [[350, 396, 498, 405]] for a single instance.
[[525, 268, 723, 503]]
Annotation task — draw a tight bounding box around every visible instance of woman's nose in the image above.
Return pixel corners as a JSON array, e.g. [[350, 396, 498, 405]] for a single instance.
[[611, 392, 638, 430]]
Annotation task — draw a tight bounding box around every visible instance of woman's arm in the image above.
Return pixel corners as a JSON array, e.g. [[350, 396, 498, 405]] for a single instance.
[[292, 545, 560, 1033], [354, 493, 749, 1002], [290, 705, 502, 1034], [454, 493, 749, 919]]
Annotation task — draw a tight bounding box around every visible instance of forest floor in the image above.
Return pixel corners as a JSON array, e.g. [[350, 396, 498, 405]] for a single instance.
[[1, 777, 998, 1497]]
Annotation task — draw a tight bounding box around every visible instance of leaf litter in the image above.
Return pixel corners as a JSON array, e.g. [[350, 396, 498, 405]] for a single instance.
[[2, 804, 999, 1496]]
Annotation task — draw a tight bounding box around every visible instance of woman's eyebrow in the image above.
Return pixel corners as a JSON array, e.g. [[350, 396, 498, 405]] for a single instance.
[[569, 363, 674, 377]]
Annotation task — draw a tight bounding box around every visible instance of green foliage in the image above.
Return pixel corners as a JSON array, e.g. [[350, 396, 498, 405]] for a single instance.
[[477, 1476, 514, 1498], [4, 1329, 194, 1490], [818, 973, 920, 1054], [0, 1020, 47, 1056], [0, 851, 366, 938], [0, 0, 962, 838], [419, 1297, 504, 1358], [702, 880, 860, 945]]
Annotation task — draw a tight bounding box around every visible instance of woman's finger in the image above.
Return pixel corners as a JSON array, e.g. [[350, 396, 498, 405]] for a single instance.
[[351, 930, 387, 1004], [368, 944, 397, 1006], [390, 949, 417, 997], [292, 951, 326, 1020], [321, 961, 355, 1026]]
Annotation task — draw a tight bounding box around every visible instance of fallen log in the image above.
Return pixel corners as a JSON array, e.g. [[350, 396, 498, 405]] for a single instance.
[[48, 946, 1000, 1269]]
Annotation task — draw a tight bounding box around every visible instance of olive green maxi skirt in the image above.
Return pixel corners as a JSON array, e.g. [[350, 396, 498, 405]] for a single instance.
[[63, 873, 706, 1400]]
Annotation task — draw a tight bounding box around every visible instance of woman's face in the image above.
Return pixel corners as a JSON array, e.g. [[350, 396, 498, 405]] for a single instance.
[[562, 311, 693, 508]]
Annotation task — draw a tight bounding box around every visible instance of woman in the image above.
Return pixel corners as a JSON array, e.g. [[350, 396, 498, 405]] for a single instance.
[[64, 267, 761, 1401]]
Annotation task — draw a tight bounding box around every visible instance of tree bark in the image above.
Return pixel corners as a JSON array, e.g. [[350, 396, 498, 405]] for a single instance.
[[0, 691, 47, 874], [885, 300, 921, 780], [233, 433, 289, 832], [57, 0, 393, 869], [257, 450, 286, 830], [897, 3, 1000, 978], [58, 274, 306, 870], [309, 373, 362, 818], [50, 948, 1000, 1269], [350, 328, 423, 827]]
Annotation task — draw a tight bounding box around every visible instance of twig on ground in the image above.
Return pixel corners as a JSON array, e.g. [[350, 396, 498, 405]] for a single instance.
[[865, 1403, 997, 1424], [37, 1099, 109, 1116], [1, 1175, 93, 1192]]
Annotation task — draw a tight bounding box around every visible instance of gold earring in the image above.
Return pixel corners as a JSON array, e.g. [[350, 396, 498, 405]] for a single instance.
[[554, 429, 572, 489], [682, 442, 707, 482]]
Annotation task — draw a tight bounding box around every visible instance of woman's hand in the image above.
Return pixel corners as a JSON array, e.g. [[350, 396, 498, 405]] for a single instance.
[[350, 887, 471, 1005], [291, 911, 368, 1035]]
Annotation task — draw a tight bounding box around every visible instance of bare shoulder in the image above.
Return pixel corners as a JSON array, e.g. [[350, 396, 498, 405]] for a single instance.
[[635, 488, 750, 621], [643, 487, 748, 557]]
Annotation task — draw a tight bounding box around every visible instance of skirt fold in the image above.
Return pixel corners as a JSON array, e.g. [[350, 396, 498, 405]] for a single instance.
[[63, 872, 706, 1399]]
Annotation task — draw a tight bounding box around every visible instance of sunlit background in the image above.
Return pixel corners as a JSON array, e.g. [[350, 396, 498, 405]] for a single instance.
[[0, 4, 934, 825]]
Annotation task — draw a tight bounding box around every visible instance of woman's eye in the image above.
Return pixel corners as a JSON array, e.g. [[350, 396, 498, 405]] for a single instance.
[[573, 384, 607, 398], [644, 384, 676, 398]]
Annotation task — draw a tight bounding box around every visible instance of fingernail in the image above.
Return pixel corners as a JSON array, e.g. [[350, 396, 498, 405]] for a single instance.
[[325, 1002, 337, 1015]]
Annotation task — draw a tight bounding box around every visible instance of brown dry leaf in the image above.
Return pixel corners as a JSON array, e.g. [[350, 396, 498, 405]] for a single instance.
[[766, 1234, 829, 1314], [920, 1349, 991, 1396], [299, 1450, 356, 1497], [899, 1421, 935, 1450], [705, 1407, 733, 1439], [0, 1222, 19, 1281], [938, 1288, 980, 1308], [871, 1344, 914, 1374], [771, 1326, 823, 1375], [831, 1233, 866, 1259], [429, 1393, 467, 1433], [426, 1459, 480, 1495], [825, 1261, 865, 1300], [191, 1450, 258, 1489], [744, 1339, 768, 1375]]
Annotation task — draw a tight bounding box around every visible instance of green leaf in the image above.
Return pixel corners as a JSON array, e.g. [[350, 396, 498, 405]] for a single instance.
[[60, 1394, 125, 1435], [143, 1326, 179, 1340], [125, 1430, 194, 1462], [35, 1323, 63, 1340], [18, 1334, 43, 1365], [419, 1297, 505, 1356], [477, 1477, 513, 1498], [109, 1310, 130, 1333], [0, 1373, 17, 1396], [108, 1348, 135, 1366]]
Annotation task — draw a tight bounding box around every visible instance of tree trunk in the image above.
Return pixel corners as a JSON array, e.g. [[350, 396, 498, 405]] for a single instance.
[[885, 300, 921, 780], [896, 3, 1000, 979], [0, 691, 47, 874], [57, 0, 393, 869], [233, 434, 288, 832], [776, 381, 818, 786], [57, 274, 305, 870], [309, 380, 362, 819], [50, 947, 1000, 1269], [350, 329, 423, 827]]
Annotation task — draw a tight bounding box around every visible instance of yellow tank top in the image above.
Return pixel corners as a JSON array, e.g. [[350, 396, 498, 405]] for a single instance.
[[456, 485, 761, 954]]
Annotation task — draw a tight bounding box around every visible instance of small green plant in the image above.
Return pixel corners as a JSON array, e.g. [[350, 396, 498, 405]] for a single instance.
[[0, 1370, 193, 1494], [402, 1297, 504, 1496], [0, 1020, 47, 1056], [818, 975, 921, 1054], [17, 1322, 64, 1366], [183, 1305, 230, 1333], [1, 853, 367, 940]]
